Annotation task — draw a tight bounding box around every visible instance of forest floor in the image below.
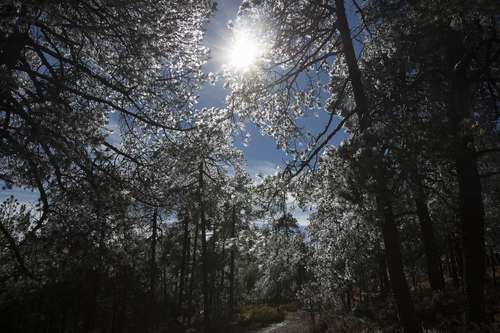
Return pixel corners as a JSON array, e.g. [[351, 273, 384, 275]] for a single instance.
[[247, 311, 313, 333]]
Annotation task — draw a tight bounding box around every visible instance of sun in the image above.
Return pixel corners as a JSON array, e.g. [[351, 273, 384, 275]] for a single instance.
[[227, 29, 263, 71]]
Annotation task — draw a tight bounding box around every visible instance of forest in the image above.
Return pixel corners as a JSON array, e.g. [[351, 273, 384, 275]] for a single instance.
[[0, 0, 499, 332]]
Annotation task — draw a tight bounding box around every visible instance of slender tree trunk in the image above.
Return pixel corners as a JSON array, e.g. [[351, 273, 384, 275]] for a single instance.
[[448, 235, 461, 289], [178, 212, 191, 311], [446, 32, 486, 325], [412, 176, 445, 290], [335, 1, 419, 331], [209, 222, 217, 318], [448, 237, 460, 289], [345, 284, 353, 311], [490, 247, 497, 286], [187, 209, 199, 323], [148, 208, 158, 328], [454, 241, 464, 284], [198, 162, 210, 331], [218, 229, 226, 317], [229, 205, 237, 317], [150, 208, 158, 297]]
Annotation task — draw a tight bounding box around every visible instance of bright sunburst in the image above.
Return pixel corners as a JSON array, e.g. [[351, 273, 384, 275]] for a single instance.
[[227, 29, 263, 71]]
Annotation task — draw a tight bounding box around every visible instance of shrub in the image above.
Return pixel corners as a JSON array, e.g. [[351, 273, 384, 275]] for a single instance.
[[279, 303, 299, 312], [240, 305, 285, 325]]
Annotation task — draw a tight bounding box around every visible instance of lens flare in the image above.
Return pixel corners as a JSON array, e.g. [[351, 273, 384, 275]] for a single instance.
[[227, 30, 262, 71]]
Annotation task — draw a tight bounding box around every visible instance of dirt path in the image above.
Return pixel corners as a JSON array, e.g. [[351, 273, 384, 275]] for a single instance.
[[249, 311, 312, 333]]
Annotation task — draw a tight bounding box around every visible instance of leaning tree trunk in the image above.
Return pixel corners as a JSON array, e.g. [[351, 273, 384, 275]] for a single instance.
[[335, 0, 419, 331], [446, 31, 486, 326]]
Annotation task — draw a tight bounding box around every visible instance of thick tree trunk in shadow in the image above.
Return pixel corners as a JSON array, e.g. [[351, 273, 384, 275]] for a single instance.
[[379, 254, 390, 295], [82, 270, 100, 333], [377, 192, 420, 333], [446, 31, 486, 326], [455, 143, 486, 324]]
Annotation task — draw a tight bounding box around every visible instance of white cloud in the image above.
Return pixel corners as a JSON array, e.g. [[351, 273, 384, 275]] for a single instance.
[[245, 159, 279, 183]]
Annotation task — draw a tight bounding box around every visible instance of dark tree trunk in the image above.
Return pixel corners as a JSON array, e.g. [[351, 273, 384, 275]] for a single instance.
[[198, 162, 210, 331], [0, 31, 28, 67], [150, 208, 158, 297], [413, 178, 445, 290], [379, 254, 390, 295], [335, 0, 419, 331], [377, 194, 420, 333], [218, 233, 226, 317], [490, 247, 497, 286], [229, 205, 237, 317], [455, 242, 464, 284], [82, 270, 100, 333], [455, 145, 486, 324], [209, 221, 217, 318], [148, 208, 158, 329], [448, 236, 460, 289], [448, 235, 462, 289], [334, 0, 369, 131], [178, 212, 191, 311], [446, 32, 486, 325], [187, 209, 200, 322]]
